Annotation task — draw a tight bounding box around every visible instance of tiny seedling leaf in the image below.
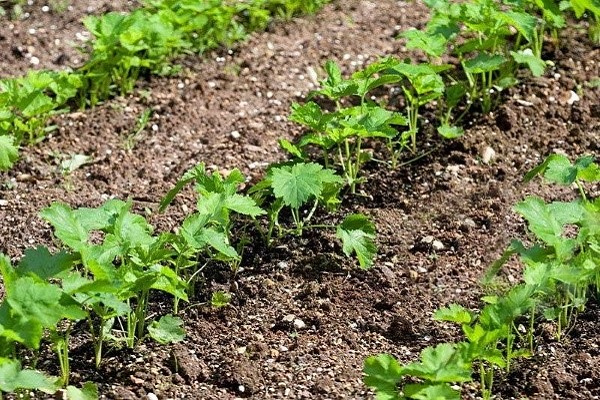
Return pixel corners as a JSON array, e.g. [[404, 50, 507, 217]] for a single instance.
[[211, 291, 232, 308]]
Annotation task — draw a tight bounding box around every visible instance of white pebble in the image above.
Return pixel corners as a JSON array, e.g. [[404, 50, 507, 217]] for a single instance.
[[567, 90, 580, 105], [482, 146, 496, 164], [30, 57, 40, 65]]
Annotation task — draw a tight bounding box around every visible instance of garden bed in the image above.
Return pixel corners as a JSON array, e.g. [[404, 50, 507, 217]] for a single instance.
[[0, 0, 599, 398]]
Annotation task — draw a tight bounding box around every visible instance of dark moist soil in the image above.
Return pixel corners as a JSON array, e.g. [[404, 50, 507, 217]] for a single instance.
[[1, 0, 600, 399]]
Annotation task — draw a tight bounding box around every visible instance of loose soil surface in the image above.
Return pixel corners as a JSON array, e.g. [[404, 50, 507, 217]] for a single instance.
[[1, 1, 599, 399]]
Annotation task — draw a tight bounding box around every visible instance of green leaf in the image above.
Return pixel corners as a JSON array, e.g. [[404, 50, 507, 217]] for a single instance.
[[463, 53, 507, 73], [147, 314, 185, 344], [404, 382, 461, 400], [437, 125, 464, 139], [402, 343, 472, 383], [278, 138, 306, 159], [434, 304, 473, 325], [364, 354, 403, 400], [511, 49, 546, 77], [223, 193, 265, 217], [210, 291, 232, 308], [18, 247, 77, 279], [336, 214, 377, 269], [7, 277, 67, 327], [289, 102, 325, 131], [401, 29, 448, 57], [526, 154, 598, 184], [514, 197, 563, 244], [0, 135, 18, 170], [500, 11, 537, 44], [65, 382, 99, 400], [40, 203, 89, 252], [271, 162, 342, 209], [0, 358, 57, 393]]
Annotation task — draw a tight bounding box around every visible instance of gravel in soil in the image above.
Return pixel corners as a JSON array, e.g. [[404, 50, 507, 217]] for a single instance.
[[0, 0, 599, 399]]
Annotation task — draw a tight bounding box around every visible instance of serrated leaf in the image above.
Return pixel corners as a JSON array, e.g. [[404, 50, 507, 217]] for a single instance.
[[434, 304, 473, 325], [271, 162, 342, 209], [65, 382, 98, 400], [401, 29, 448, 58], [0, 135, 18, 170], [278, 138, 306, 159], [0, 358, 57, 393], [40, 203, 89, 252], [18, 247, 77, 279], [7, 278, 67, 327], [223, 193, 265, 217], [437, 124, 464, 139], [514, 197, 563, 244], [500, 11, 537, 44], [463, 53, 507, 73], [403, 382, 461, 400], [511, 49, 546, 77], [147, 314, 185, 344], [336, 214, 377, 269], [402, 343, 472, 383], [363, 354, 403, 400]]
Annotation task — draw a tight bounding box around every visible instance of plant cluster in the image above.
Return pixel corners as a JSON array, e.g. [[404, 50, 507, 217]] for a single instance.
[[0, 155, 377, 396], [364, 154, 600, 400], [281, 0, 598, 194], [0, 0, 333, 171]]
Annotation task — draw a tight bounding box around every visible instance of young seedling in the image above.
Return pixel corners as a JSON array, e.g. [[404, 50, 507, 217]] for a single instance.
[[251, 161, 378, 269]]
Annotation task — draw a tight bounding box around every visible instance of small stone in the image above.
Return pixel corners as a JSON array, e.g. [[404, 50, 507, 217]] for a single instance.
[[230, 130, 241, 139], [130, 376, 144, 385], [42, 5, 50, 12], [432, 240, 444, 251], [30, 56, 40, 66], [0, 200, 7, 207], [482, 146, 496, 164], [283, 314, 295, 323], [293, 318, 306, 330], [462, 218, 477, 229], [306, 66, 319, 85], [151, 124, 159, 132], [421, 236, 434, 244], [147, 393, 158, 400], [279, 345, 288, 352], [567, 90, 580, 105]]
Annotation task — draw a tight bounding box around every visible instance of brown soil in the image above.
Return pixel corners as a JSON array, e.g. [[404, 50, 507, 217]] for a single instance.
[[0, 0, 599, 399]]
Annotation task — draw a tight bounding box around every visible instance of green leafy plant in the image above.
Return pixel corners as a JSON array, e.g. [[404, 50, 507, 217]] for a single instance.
[[251, 161, 377, 268], [160, 164, 265, 309], [40, 199, 188, 356], [0, 71, 82, 170]]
